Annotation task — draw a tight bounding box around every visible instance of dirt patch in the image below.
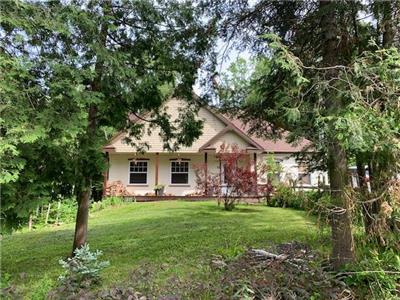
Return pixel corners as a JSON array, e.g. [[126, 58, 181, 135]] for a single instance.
[[213, 241, 353, 300]]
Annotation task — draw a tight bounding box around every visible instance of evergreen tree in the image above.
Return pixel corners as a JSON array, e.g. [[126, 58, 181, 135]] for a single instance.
[[0, 0, 215, 251], [209, 0, 399, 268]]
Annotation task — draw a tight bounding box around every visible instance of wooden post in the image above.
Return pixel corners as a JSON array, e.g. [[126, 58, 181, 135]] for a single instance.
[[102, 151, 109, 198], [55, 200, 61, 225], [204, 152, 208, 196], [217, 159, 222, 204], [28, 213, 33, 231], [155, 152, 159, 185], [45, 203, 51, 224], [253, 152, 258, 196]]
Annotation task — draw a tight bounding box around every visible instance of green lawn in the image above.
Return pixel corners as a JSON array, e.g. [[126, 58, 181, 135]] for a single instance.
[[2, 200, 328, 298]]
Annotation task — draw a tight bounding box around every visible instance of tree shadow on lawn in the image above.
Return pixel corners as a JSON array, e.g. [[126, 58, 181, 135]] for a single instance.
[[2, 202, 324, 293]]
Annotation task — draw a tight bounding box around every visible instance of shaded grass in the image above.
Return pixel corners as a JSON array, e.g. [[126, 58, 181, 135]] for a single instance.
[[2, 201, 329, 297]]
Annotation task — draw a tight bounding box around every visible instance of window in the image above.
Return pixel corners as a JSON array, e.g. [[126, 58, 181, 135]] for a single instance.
[[298, 163, 311, 185], [171, 161, 189, 184], [129, 160, 148, 184]]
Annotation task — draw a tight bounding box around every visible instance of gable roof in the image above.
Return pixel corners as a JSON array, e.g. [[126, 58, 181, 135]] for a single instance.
[[199, 126, 263, 151], [197, 105, 265, 151], [104, 98, 310, 153], [229, 119, 310, 153]]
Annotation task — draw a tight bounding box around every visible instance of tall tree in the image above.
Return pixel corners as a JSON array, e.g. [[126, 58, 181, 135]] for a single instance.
[[318, 0, 355, 268], [1, 5, 80, 231], [214, 0, 399, 268], [207, 0, 363, 268], [1, 0, 215, 250]]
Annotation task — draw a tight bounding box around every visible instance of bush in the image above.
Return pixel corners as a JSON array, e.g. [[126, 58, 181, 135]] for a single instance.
[[32, 198, 77, 227], [30, 196, 124, 229], [268, 184, 293, 207], [90, 196, 124, 212], [55, 199, 78, 224], [267, 184, 304, 209], [266, 184, 330, 214], [58, 244, 110, 289]]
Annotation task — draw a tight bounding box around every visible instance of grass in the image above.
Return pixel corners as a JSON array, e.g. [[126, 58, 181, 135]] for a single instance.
[[2, 200, 329, 297]]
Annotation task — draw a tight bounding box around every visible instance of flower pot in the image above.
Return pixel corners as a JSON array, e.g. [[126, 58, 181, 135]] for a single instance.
[[155, 186, 164, 196]]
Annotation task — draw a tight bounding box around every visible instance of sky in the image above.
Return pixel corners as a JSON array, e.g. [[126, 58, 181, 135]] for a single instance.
[[193, 39, 251, 97], [193, 1, 376, 97]]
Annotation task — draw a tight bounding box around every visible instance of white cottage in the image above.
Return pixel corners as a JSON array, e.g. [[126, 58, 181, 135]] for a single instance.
[[103, 98, 327, 198]]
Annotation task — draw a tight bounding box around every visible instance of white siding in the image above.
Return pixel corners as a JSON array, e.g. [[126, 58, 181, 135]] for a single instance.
[[208, 131, 251, 149], [107, 152, 330, 196], [108, 153, 220, 196], [257, 153, 328, 187], [109, 98, 226, 153]]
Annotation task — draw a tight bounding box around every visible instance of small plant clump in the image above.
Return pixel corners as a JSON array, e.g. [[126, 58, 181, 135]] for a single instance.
[[59, 244, 110, 287], [48, 244, 110, 299]]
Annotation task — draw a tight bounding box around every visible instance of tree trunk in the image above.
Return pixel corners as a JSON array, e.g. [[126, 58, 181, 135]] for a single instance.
[[319, 0, 355, 269], [71, 104, 99, 254], [72, 189, 91, 252], [71, 1, 109, 254], [224, 197, 234, 211], [382, 1, 395, 48], [328, 143, 355, 269]]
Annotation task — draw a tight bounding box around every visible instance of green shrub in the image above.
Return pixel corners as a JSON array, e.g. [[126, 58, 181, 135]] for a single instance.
[[34, 198, 77, 226], [286, 192, 304, 209], [269, 184, 304, 209], [266, 185, 331, 222], [28, 196, 125, 230], [58, 244, 110, 289], [273, 184, 294, 207], [56, 199, 78, 223], [265, 196, 277, 207], [91, 196, 124, 212]]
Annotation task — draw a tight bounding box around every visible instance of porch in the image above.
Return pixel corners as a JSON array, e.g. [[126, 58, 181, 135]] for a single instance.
[[104, 151, 261, 197]]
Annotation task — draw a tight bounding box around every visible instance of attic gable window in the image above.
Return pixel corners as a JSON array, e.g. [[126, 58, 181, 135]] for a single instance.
[[129, 160, 148, 184], [171, 161, 189, 184]]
